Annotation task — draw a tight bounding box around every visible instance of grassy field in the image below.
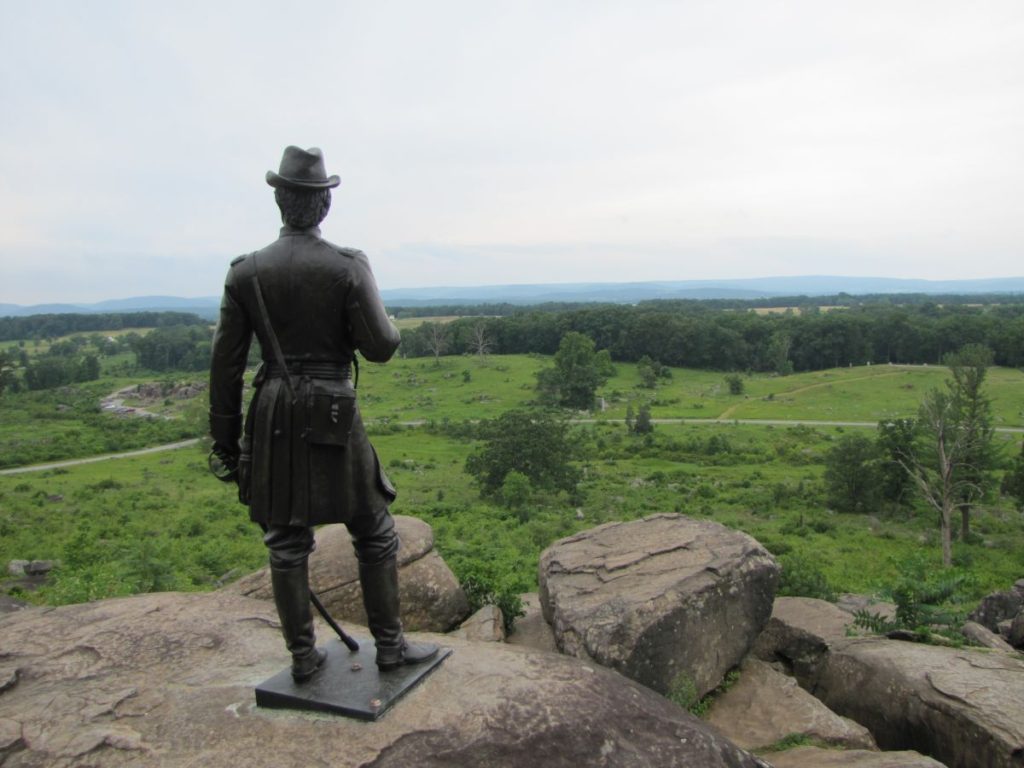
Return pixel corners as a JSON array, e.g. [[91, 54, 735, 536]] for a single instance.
[[2, 350, 1023, 621]]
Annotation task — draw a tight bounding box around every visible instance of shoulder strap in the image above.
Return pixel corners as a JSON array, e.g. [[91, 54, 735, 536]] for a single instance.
[[250, 254, 298, 405]]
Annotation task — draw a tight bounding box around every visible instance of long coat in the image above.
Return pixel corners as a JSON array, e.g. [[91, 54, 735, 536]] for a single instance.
[[209, 224, 400, 527]]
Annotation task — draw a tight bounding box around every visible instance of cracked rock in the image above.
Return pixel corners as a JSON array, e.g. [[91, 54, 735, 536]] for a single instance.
[[539, 514, 779, 698]]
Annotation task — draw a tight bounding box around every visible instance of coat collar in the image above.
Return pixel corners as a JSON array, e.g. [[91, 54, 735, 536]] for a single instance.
[[280, 225, 322, 238]]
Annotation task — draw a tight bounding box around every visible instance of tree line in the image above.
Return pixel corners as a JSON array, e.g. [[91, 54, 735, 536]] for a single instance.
[[0, 312, 207, 342], [398, 301, 1024, 371]]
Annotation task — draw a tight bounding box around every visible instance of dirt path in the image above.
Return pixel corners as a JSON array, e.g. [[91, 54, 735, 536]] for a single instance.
[[0, 439, 202, 476], [4, 415, 1022, 476]]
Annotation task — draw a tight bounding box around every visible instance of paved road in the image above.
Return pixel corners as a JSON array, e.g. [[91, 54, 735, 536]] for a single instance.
[[0, 439, 203, 476]]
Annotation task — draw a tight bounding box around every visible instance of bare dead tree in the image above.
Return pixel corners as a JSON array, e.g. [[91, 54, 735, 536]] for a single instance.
[[470, 322, 491, 357], [899, 388, 982, 567], [424, 322, 450, 364]]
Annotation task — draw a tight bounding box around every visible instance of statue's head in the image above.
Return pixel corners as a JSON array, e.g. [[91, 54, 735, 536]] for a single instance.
[[266, 146, 340, 229]]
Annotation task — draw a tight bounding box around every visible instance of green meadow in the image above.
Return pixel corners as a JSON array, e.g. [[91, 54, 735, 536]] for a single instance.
[[2, 352, 1023, 619]]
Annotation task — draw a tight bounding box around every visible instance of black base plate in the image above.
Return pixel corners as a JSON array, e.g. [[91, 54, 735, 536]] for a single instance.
[[255, 638, 451, 721]]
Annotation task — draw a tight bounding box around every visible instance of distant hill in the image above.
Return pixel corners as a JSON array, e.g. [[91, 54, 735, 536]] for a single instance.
[[378, 276, 1024, 306], [3, 276, 1024, 317]]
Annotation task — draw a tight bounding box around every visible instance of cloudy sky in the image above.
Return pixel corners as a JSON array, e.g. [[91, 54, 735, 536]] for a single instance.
[[2, 1, 1022, 304]]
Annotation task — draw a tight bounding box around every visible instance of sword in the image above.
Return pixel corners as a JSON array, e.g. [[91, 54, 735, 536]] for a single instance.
[[310, 590, 360, 652]]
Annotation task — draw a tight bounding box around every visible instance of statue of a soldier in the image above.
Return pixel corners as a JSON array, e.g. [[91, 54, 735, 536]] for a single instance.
[[209, 146, 438, 681]]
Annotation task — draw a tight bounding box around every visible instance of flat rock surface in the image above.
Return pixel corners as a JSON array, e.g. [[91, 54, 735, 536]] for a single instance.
[[766, 747, 948, 767], [0, 591, 768, 768], [807, 637, 1024, 768], [705, 659, 876, 751], [506, 592, 558, 653], [225, 516, 469, 632]]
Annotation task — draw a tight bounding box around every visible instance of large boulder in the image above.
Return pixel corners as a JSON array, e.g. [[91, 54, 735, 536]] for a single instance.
[[539, 514, 779, 698], [0, 592, 768, 768], [1009, 611, 1024, 649], [803, 637, 1024, 768], [225, 515, 470, 632], [961, 620, 1017, 652], [705, 659, 876, 751], [767, 747, 947, 767], [968, 588, 1023, 633]]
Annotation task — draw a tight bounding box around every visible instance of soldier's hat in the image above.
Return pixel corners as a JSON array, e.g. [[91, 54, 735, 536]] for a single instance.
[[266, 146, 341, 190]]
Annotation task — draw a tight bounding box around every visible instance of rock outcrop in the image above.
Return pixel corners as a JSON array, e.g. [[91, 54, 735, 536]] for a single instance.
[[752, 596, 856, 678], [539, 513, 779, 699], [705, 659, 876, 752], [225, 516, 470, 632], [0, 591, 768, 768], [767, 747, 948, 767], [968, 586, 1023, 633], [961, 620, 1016, 652], [804, 637, 1024, 768], [753, 596, 1024, 768]]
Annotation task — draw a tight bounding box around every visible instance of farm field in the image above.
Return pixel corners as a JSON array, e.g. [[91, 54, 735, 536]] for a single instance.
[[2, 348, 1023, 624]]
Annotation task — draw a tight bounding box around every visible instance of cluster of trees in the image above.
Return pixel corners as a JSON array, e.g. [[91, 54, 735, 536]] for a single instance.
[[1, 334, 104, 392], [0, 312, 207, 342], [823, 344, 1013, 566], [131, 325, 213, 372], [0, 321, 217, 394], [535, 332, 615, 409], [464, 409, 581, 516], [398, 301, 1024, 372]]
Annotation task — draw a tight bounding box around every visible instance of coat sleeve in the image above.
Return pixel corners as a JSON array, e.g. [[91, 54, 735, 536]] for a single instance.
[[208, 265, 253, 446], [345, 251, 401, 363]]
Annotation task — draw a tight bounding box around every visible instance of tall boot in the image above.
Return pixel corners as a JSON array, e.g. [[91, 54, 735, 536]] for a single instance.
[[359, 557, 439, 671], [270, 562, 327, 682]]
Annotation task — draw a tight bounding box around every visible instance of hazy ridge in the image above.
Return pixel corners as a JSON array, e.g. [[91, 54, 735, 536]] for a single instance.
[[3, 275, 1024, 318]]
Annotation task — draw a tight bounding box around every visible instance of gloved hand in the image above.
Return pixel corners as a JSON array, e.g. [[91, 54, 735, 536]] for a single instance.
[[209, 442, 240, 483]]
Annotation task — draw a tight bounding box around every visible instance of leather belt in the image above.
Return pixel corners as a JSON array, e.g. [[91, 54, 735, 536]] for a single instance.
[[264, 361, 352, 379]]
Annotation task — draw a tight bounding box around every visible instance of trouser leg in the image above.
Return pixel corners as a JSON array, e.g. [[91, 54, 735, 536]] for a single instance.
[[348, 507, 438, 670], [264, 525, 326, 681]]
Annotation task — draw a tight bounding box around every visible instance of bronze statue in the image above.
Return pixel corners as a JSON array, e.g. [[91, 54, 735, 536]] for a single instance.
[[209, 146, 438, 681]]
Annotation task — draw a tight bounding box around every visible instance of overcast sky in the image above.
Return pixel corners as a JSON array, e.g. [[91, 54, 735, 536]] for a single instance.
[[2, 1, 1022, 304]]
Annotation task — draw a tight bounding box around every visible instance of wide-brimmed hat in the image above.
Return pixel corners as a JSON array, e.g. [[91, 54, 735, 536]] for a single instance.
[[266, 146, 340, 190]]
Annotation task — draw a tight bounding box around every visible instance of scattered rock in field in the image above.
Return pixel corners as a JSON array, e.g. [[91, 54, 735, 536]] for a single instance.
[[6, 560, 29, 577], [225, 516, 470, 632], [539, 513, 779, 699], [705, 658, 876, 751], [25, 560, 55, 576]]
